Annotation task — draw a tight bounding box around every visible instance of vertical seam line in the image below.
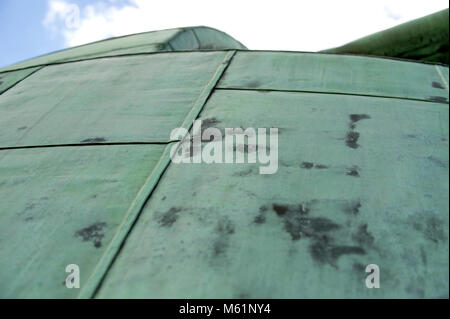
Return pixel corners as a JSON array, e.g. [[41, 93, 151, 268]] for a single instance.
[[78, 50, 236, 298], [0, 66, 43, 96]]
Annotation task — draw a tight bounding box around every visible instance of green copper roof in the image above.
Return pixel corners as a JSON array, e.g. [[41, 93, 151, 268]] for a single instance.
[[0, 26, 246, 72], [323, 8, 449, 64], [0, 13, 448, 299]]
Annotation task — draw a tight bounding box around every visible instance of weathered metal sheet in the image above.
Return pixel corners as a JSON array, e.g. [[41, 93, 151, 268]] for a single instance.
[[169, 27, 246, 51], [0, 18, 448, 299], [1, 28, 180, 72], [323, 9, 449, 64], [77, 51, 236, 298], [0, 51, 230, 148], [1, 27, 245, 72], [193, 27, 246, 50], [217, 51, 449, 103], [0, 145, 166, 298], [0, 67, 41, 95], [97, 89, 448, 298]]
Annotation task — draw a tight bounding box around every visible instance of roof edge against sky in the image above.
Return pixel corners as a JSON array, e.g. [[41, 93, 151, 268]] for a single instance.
[[2, 8, 448, 73], [0, 26, 246, 72], [322, 8, 449, 64]]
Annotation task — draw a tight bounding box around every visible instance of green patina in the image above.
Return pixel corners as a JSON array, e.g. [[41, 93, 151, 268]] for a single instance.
[[0, 13, 448, 298]]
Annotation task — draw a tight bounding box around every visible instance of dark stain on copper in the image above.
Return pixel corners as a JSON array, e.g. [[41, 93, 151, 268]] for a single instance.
[[427, 155, 447, 168], [213, 217, 235, 257], [271, 203, 339, 241], [237, 292, 251, 298], [352, 262, 365, 272], [272, 203, 288, 216], [349, 114, 371, 123], [216, 217, 235, 235], [202, 117, 220, 128], [346, 166, 360, 177], [428, 96, 448, 103], [346, 114, 370, 148], [254, 205, 268, 224], [213, 239, 228, 256], [158, 207, 183, 227], [346, 131, 360, 149], [81, 137, 106, 143], [352, 224, 374, 246], [432, 81, 445, 89], [413, 215, 446, 243], [301, 162, 314, 169], [309, 236, 365, 268], [420, 246, 427, 265], [198, 117, 222, 142], [75, 222, 107, 248], [266, 201, 371, 267], [254, 214, 266, 224], [233, 168, 254, 177], [246, 80, 261, 88], [343, 201, 361, 215]]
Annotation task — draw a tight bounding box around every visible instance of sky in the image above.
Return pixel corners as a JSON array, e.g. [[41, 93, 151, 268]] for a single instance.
[[0, 0, 448, 68]]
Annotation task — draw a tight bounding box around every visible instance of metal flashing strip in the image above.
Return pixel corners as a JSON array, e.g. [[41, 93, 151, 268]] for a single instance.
[[78, 51, 236, 298]]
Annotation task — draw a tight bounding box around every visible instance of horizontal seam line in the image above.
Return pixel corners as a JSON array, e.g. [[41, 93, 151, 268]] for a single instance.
[[0, 49, 237, 74], [4, 48, 447, 74], [215, 87, 450, 104], [0, 141, 180, 151]]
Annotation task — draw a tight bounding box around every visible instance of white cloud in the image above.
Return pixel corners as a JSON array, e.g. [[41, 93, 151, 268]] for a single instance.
[[43, 1, 80, 31], [43, 0, 449, 51]]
